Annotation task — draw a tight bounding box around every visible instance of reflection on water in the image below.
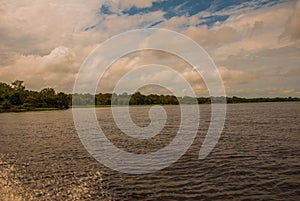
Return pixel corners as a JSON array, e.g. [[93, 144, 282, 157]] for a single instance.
[[0, 102, 299, 200]]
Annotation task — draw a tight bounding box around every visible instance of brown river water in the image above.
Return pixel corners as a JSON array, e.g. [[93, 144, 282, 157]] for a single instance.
[[0, 102, 299, 200]]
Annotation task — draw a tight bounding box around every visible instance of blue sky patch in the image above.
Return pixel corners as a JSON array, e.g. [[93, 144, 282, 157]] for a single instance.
[[92, 0, 292, 30]]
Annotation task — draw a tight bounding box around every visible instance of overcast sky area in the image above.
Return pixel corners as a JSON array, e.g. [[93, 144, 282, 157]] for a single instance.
[[1, 0, 299, 97]]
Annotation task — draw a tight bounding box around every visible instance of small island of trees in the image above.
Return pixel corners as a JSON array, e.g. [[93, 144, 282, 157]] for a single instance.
[[0, 80, 299, 112]]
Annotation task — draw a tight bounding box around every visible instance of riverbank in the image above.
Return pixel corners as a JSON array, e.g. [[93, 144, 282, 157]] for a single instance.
[[0, 107, 63, 113], [1, 100, 300, 113]]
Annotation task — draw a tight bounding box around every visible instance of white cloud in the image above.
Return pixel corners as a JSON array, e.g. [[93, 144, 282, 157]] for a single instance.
[[283, 0, 300, 39], [218, 66, 258, 85], [183, 2, 295, 61], [0, 0, 101, 54], [101, 11, 165, 33], [97, 50, 205, 95], [103, 0, 162, 10], [0, 46, 77, 92]]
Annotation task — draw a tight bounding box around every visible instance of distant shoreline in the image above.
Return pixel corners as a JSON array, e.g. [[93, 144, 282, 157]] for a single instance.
[[1, 80, 300, 113], [0, 107, 63, 113], [1, 101, 299, 113]]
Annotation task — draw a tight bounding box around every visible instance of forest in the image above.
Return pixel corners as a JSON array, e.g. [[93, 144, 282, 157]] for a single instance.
[[0, 80, 70, 112], [0, 80, 299, 112]]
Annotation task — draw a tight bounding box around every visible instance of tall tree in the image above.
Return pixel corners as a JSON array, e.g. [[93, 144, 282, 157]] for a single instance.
[[11, 80, 25, 91]]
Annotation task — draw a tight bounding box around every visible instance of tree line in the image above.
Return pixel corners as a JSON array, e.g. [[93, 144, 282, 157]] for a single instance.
[[0, 80, 299, 112], [0, 80, 70, 112], [73, 92, 185, 106]]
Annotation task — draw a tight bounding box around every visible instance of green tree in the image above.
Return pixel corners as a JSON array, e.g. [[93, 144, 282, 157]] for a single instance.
[[10, 80, 26, 106], [12, 80, 25, 91], [130, 92, 145, 105], [40, 88, 56, 107], [57, 92, 70, 109]]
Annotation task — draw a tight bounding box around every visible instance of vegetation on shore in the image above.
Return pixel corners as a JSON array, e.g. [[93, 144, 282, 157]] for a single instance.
[[0, 80, 299, 112], [0, 80, 70, 112]]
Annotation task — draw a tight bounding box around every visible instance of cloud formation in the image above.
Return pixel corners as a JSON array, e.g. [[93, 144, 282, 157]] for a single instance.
[[218, 66, 258, 85], [0, 47, 77, 92], [0, 0, 299, 97], [284, 0, 300, 39], [104, 0, 163, 10]]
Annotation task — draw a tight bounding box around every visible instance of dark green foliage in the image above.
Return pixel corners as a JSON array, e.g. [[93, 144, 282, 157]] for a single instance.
[[129, 92, 145, 105], [77, 92, 300, 106], [94, 93, 112, 105], [0, 81, 70, 112], [0, 80, 299, 112], [95, 92, 179, 106], [225, 96, 300, 103]]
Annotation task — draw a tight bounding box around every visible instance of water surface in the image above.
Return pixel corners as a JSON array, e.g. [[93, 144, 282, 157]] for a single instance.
[[0, 102, 299, 200]]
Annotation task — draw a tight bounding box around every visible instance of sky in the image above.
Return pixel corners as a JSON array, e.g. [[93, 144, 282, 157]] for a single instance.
[[0, 0, 299, 97]]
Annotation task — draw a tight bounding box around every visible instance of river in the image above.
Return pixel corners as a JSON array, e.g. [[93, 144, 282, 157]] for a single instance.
[[0, 102, 299, 200]]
